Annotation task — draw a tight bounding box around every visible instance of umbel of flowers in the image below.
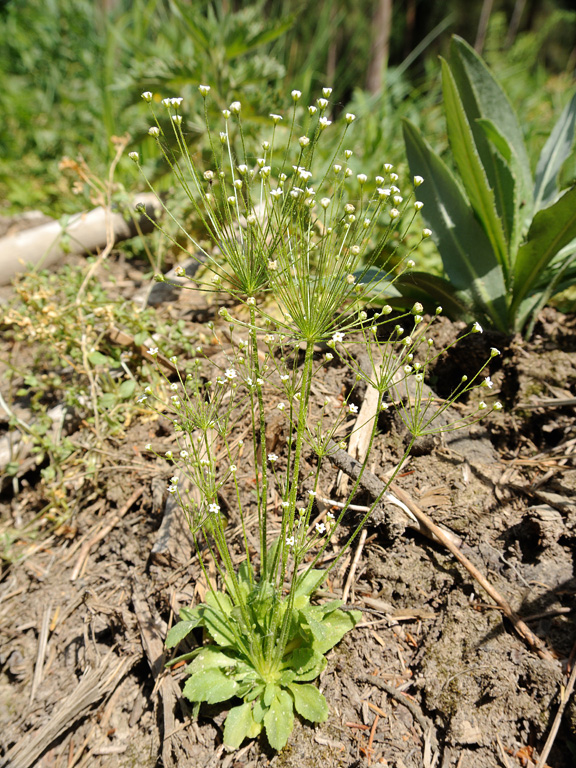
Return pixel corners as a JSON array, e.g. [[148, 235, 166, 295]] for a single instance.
[[131, 86, 501, 751]]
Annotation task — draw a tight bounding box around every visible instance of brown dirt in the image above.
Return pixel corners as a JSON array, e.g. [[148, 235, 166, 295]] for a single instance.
[[1, 253, 575, 768]]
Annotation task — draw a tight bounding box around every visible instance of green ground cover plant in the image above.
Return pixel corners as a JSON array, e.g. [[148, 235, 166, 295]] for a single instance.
[[402, 35, 576, 337], [133, 85, 502, 750]]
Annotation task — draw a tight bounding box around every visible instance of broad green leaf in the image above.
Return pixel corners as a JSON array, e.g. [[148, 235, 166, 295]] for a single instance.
[[183, 667, 240, 704], [289, 683, 329, 723], [200, 604, 238, 648], [118, 379, 136, 399], [264, 689, 294, 750], [475, 117, 520, 253], [512, 185, 576, 315], [223, 702, 261, 749], [295, 569, 325, 597], [225, 16, 295, 59], [449, 35, 532, 222], [186, 646, 237, 673], [402, 119, 509, 332], [179, 606, 199, 621], [311, 609, 362, 655], [165, 617, 201, 649], [283, 647, 326, 682], [394, 272, 476, 322], [98, 393, 116, 410], [205, 590, 233, 614], [441, 58, 508, 272], [88, 351, 112, 366], [534, 91, 576, 212]]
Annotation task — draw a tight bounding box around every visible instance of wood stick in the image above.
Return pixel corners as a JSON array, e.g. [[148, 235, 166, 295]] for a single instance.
[[536, 650, 576, 767], [342, 529, 367, 603], [327, 441, 554, 661]]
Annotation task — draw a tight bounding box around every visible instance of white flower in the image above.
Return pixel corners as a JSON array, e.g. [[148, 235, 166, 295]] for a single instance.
[[491, 347, 501, 357], [145, 443, 152, 450], [198, 84, 211, 96], [345, 113, 356, 124], [270, 188, 283, 200], [172, 115, 183, 126], [270, 113, 283, 123], [137, 395, 147, 403], [325, 353, 333, 361], [230, 101, 241, 113], [390, 172, 399, 181], [225, 368, 237, 380], [291, 90, 302, 101], [320, 197, 331, 209], [414, 175, 424, 186], [315, 522, 326, 534], [141, 91, 153, 102], [473, 322, 483, 333], [393, 195, 403, 205], [229, 465, 237, 473], [478, 401, 487, 410], [227, 195, 236, 204], [246, 297, 256, 305], [348, 403, 359, 414], [286, 536, 295, 546], [422, 228, 432, 238], [128, 152, 139, 162], [268, 453, 278, 463], [407, 259, 415, 268], [332, 331, 344, 343], [147, 346, 159, 356], [262, 140, 270, 150], [277, 402, 286, 411], [308, 490, 317, 497], [148, 126, 160, 137], [390, 185, 400, 194], [268, 259, 277, 270], [327, 511, 335, 520], [350, 245, 360, 256], [414, 201, 424, 210], [482, 377, 494, 389], [357, 173, 367, 184], [384, 163, 393, 172], [282, 501, 290, 508], [299, 136, 310, 147], [322, 87, 333, 97], [377, 187, 390, 199], [180, 450, 189, 458], [317, 97, 329, 109], [346, 274, 355, 284], [165, 451, 173, 460], [412, 302, 424, 314], [390, 208, 400, 219], [167, 485, 177, 494], [319, 117, 332, 129], [494, 401, 503, 411], [209, 503, 220, 514]]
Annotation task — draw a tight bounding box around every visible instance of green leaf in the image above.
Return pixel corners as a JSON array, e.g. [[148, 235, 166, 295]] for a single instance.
[[263, 689, 294, 750], [402, 119, 509, 332], [534, 91, 576, 212], [187, 646, 237, 673], [394, 272, 476, 322], [313, 609, 362, 655], [223, 702, 261, 749], [264, 683, 280, 707], [88, 351, 112, 366], [289, 683, 329, 723], [118, 379, 136, 398], [512, 185, 576, 320], [165, 617, 201, 649], [295, 569, 325, 597], [284, 647, 327, 682], [475, 117, 520, 252], [98, 393, 117, 410], [183, 666, 240, 704], [449, 35, 532, 222], [441, 58, 508, 272]]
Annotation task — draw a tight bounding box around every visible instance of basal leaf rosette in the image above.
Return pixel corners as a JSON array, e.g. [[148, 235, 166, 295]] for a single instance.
[[166, 568, 361, 750]]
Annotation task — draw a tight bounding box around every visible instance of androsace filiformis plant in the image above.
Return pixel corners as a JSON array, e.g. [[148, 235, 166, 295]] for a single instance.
[[131, 85, 502, 751]]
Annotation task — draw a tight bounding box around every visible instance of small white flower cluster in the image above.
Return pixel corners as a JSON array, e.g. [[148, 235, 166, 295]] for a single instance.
[[167, 475, 179, 494]]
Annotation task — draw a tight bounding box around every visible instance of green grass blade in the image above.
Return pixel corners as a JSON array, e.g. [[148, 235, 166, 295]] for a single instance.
[[403, 119, 509, 332]]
